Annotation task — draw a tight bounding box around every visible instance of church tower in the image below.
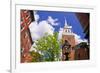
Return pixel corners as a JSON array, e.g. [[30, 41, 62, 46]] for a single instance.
[[62, 19, 75, 61]]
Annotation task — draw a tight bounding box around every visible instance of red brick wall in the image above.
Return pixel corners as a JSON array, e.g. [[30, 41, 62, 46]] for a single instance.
[[21, 10, 33, 53], [21, 30, 32, 53], [75, 48, 89, 60], [62, 35, 75, 47], [20, 10, 33, 63], [62, 35, 75, 60]]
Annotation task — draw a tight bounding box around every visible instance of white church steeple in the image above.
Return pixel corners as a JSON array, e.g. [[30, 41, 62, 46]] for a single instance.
[[63, 18, 73, 35], [64, 18, 69, 28], [64, 18, 72, 29]]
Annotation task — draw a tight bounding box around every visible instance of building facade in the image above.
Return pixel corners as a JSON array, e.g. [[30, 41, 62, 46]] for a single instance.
[[74, 42, 89, 60], [62, 19, 76, 61], [20, 10, 34, 63]]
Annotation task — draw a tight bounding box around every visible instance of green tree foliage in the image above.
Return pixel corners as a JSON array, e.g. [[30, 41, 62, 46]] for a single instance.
[[29, 51, 42, 62], [33, 32, 61, 61]]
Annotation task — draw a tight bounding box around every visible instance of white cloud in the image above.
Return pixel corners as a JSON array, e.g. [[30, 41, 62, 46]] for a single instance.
[[29, 13, 55, 41], [73, 33, 88, 45], [29, 21, 39, 40], [58, 28, 63, 40], [38, 20, 54, 36], [47, 16, 59, 26]]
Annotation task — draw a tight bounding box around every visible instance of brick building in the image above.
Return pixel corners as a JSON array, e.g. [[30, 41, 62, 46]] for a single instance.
[[75, 13, 90, 60], [62, 19, 75, 61], [20, 10, 34, 63], [74, 42, 89, 60]]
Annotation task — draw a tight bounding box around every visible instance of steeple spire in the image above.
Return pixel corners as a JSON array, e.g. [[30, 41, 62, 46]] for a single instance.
[[64, 18, 72, 29], [64, 18, 68, 28], [63, 18, 73, 35]]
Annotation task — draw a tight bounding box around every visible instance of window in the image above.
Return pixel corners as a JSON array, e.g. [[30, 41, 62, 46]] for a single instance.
[[65, 29, 67, 32], [21, 25, 23, 29]]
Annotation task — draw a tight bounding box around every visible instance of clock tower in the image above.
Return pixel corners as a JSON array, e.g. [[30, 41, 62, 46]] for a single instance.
[[62, 19, 75, 61]]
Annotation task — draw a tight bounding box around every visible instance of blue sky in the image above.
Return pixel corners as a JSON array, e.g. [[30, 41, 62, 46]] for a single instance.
[[37, 10, 85, 39], [29, 10, 89, 44]]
